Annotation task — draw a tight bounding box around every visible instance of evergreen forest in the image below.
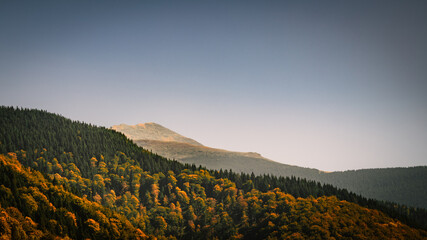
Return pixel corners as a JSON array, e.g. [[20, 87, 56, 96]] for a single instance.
[[0, 106, 426, 239]]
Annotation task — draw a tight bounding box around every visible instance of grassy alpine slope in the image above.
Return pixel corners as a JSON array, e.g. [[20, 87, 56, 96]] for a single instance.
[[0, 106, 426, 239]]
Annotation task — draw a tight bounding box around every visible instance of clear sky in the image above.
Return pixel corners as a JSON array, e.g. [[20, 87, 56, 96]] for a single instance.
[[1, 1, 427, 171]]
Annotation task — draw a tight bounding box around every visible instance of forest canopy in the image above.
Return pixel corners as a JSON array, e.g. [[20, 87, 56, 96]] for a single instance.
[[0, 106, 426, 239]]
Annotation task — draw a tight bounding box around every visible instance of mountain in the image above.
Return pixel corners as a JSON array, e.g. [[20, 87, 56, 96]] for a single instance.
[[1, 107, 427, 239], [113, 123, 427, 209], [111, 123, 325, 178], [112, 123, 203, 146]]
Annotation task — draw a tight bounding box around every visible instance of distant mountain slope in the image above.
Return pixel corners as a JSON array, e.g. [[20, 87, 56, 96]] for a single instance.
[[322, 167, 427, 210], [114, 122, 427, 209], [134, 139, 325, 179], [112, 123, 202, 146]]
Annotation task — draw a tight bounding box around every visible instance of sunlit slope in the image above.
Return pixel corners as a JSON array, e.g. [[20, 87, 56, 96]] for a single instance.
[[112, 123, 202, 146]]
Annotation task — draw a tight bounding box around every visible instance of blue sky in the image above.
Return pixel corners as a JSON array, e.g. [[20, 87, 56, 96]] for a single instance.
[[1, 1, 427, 171]]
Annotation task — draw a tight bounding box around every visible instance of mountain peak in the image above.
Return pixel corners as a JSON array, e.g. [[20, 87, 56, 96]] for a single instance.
[[111, 122, 203, 146]]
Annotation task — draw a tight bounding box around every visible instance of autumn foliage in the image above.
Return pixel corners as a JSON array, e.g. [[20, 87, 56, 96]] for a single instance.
[[0, 106, 426, 239]]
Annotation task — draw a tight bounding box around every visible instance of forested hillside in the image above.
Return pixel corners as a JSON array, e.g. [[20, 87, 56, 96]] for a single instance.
[[320, 167, 427, 209], [0, 106, 426, 239]]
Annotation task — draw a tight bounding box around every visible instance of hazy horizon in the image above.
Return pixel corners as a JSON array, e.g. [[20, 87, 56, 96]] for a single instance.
[[1, 1, 427, 171]]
